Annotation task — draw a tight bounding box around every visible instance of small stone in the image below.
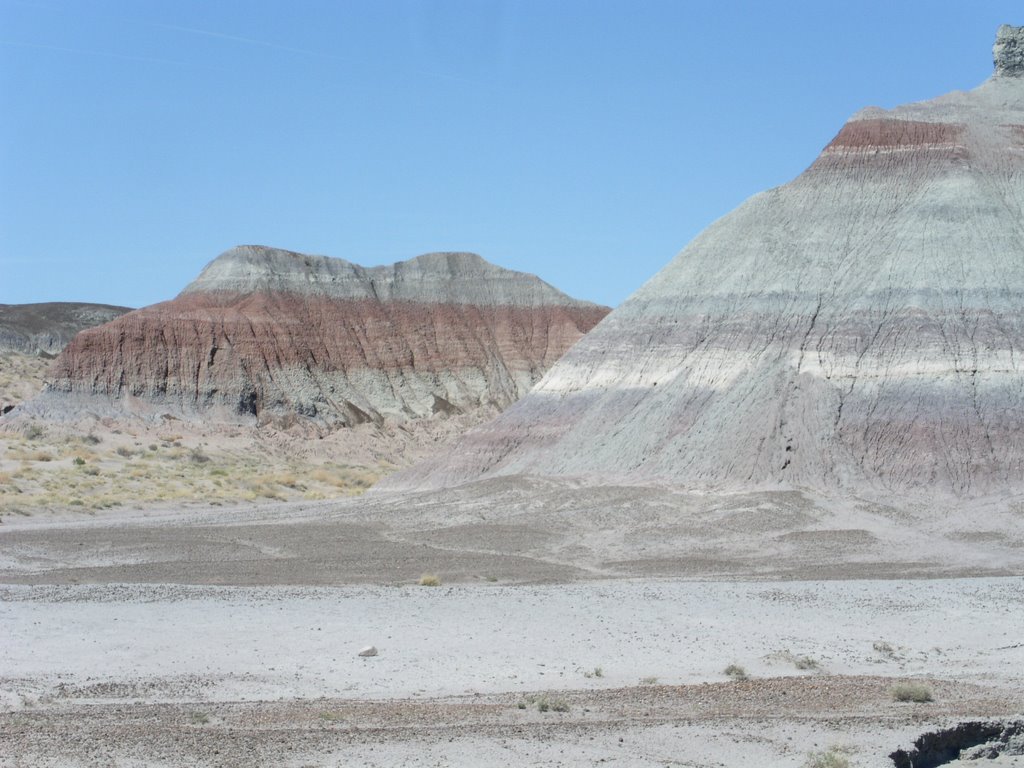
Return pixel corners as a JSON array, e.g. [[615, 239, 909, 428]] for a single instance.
[[358, 646, 378, 657]]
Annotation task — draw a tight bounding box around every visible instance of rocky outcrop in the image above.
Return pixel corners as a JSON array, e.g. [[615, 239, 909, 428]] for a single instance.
[[0, 303, 131, 357], [30, 247, 607, 427], [995, 24, 1024, 77], [389, 27, 1024, 499]]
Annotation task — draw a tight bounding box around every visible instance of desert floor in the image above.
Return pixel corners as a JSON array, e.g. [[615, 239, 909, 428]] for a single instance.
[[2, 492, 1023, 767]]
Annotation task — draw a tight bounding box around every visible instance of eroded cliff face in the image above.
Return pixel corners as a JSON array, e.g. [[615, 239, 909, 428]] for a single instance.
[[38, 248, 607, 427], [390, 28, 1024, 499]]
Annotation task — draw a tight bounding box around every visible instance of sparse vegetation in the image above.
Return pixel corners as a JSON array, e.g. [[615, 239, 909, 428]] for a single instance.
[[793, 655, 820, 670], [0, 424, 388, 512], [891, 682, 933, 703], [189, 711, 210, 725], [583, 666, 604, 679], [724, 664, 748, 681], [522, 694, 569, 713], [189, 447, 210, 464], [638, 676, 658, 685], [873, 641, 897, 658], [804, 745, 852, 768], [418, 573, 441, 587]]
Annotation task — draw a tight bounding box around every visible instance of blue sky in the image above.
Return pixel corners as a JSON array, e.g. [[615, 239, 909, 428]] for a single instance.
[[1, 1, 1020, 308]]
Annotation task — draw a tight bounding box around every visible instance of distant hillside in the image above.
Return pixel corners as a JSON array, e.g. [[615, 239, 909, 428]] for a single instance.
[[0, 302, 132, 357], [22, 246, 608, 428]]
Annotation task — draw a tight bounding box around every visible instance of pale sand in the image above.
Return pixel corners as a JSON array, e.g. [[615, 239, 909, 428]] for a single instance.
[[1, 485, 1022, 766], [2, 576, 1022, 766]]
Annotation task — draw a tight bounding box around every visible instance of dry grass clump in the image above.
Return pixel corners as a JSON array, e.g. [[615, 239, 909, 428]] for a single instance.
[[891, 682, 934, 703], [804, 745, 853, 768], [724, 664, 748, 681], [793, 655, 820, 670], [418, 573, 442, 587], [873, 640, 898, 658], [519, 695, 569, 713]]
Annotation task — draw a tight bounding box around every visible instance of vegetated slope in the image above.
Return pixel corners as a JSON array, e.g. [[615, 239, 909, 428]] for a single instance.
[[0, 303, 133, 415], [23, 246, 607, 428], [391, 26, 1024, 500], [0, 303, 131, 357]]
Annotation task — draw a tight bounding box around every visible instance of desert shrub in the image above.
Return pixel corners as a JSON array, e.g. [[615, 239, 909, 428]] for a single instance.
[[115, 446, 133, 458], [793, 655, 820, 670], [873, 641, 896, 657], [73, 457, 86, 466], [534, 696, 568, 713], [724, 664, 748, 681], [24, 424, 44, 440], [891, 682, 933, 703], [418, 573, 441, 587], [804, 745, 852, 768], [639, 676, 658, 685], [83, 433, 101, 445], [584, 666, 603, 678], [189, 448, 210, 464]]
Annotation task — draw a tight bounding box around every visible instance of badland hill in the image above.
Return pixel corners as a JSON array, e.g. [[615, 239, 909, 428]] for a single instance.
[[18, 246, 607, 430], [392, 25, 1024, 502]]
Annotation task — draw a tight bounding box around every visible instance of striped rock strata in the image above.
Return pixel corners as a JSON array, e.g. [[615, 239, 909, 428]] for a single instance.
[[391, 27, 1024, 499], [32, 247, 607, 427]]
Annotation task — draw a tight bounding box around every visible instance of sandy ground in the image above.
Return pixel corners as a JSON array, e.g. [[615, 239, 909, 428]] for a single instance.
[[2, 578, 1023, 767], [1, 490, 1023, 766], [0, 581, 1019, 765]]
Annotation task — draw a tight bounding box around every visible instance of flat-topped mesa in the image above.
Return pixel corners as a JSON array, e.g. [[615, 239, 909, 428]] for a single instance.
[[182, 246, 586, 308], [995, 24, 1024, 77], [33, 246, 608, 428]]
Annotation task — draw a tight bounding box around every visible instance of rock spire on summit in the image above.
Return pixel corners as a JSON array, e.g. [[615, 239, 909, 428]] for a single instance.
[[994, 24, 1024, 76]]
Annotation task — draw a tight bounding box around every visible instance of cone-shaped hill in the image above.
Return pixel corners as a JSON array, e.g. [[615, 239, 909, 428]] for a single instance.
[[23, 246, 607, 428], [391, 26, 1024, 500]]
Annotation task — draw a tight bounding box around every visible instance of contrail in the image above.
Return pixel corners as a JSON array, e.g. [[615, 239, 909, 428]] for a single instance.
[[151, 22, 343, 61], [0, 38, 189, 67]]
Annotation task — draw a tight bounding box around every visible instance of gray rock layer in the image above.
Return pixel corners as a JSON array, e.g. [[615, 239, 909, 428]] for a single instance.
[[0, 303, 132, 356], [995, 24, 1024, 77], [390, 35, 1024, 499]]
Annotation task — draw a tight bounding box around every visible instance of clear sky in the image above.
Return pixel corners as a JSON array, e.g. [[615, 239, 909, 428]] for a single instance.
[[1, 1, 1020, 309]]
